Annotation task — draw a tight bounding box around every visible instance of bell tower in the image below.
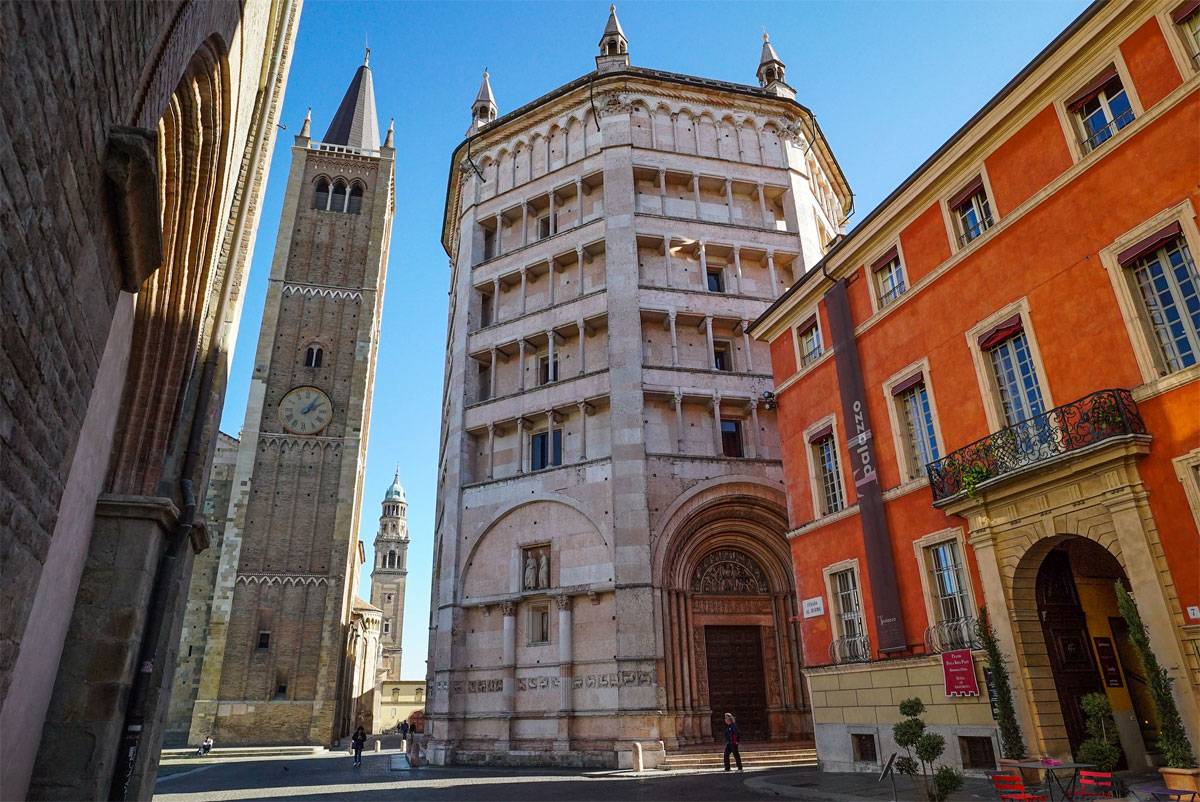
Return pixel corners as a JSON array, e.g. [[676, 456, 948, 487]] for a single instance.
[[370, 469, 408, 679], [185, 51, 395, 746]]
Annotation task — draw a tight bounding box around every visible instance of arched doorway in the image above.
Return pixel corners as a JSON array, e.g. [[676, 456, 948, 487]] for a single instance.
[[656, 485, 806, 747], [1034, 538, 1156, 766]]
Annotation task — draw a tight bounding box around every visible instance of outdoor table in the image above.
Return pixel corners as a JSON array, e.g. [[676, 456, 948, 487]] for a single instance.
[[1130, 785, 1200, 801], [1011, 761, 1095, 801]]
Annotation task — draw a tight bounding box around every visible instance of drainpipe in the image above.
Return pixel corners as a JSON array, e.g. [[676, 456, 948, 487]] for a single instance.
[[108, 1, 294, 797]]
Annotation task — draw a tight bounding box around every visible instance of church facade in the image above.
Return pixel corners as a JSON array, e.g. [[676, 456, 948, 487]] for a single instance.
[[179, 55, 396, 747], [428, 8, 851, 768]]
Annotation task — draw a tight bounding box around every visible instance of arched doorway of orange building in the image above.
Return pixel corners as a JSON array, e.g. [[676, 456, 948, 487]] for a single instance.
[[1034, 539, 1157, 764]]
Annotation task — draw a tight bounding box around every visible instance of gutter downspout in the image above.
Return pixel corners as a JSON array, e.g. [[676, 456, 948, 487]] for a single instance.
[[108, 1, 294, 797]]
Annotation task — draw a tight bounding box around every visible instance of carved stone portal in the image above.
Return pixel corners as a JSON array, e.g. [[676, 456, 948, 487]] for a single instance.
[[690, 549, 769, 595]]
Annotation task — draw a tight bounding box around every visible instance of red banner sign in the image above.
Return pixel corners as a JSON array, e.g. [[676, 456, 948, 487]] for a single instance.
[[942, 649, 980, 697]]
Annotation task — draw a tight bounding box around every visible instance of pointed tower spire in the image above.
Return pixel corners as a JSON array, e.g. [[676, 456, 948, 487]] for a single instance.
[[757, 30, 792, 97], [383, 118, 394, 148], [596, 5, 629, 73], [299, 108, 312, 138], [322, 58, 381, 151], [468, 70, 498, 134]]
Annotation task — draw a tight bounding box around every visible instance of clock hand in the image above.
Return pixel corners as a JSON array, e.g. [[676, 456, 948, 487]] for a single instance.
[[301, 398, 318, 414]]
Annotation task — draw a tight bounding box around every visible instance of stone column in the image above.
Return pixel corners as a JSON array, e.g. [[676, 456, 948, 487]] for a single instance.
[[496, 212, 504, 255], [749, 399, 761, 458], [577, 320, 587, 374], [657, 168, 667, 214], [576, 402, 589, 461], [548, 191, 557, 235], [576, 245, 585, 297], [664, 236, 674, 288], [516, 419, 527, 474], [501, 600, 517, 745], [520, 267, 528, 315], [766, 250, 779, 296], [691, 173, 701, 220], [668, 311, 679, 367], [487, 423, 496, 480], [757, 182, 769, 228], [710, 393, 722, 456], [545, 410, 557, 464], [575, 178, 584, 224], [703, 315, 715, 369], [548, 263, 556, 307], [724, 179, 734, 224], [698, 241, 708, 290], [732, 246, 744, 295], [546, 331, 556, 383], [673, 391, 684, 454], [518, 340, 527, 391], [740, 320, 754, 372], [522, 202, 529, 248], [492, 277, 502, 323], [557, 595, 574, 750], [489, 348, 498, 399]]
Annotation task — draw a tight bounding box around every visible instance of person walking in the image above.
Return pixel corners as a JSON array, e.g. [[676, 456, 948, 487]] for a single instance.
[[723, 713, 743, 772], [351, 726, 367, 767], [400, 720, 409, 741]]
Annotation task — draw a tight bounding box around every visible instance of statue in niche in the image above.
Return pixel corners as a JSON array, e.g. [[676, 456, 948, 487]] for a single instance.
[[524, 551, 538, 590], [538, 550, 550, 589]]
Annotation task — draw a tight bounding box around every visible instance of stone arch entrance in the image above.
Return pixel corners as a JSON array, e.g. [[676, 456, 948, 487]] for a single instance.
[[1024, 537, 1156, 767], [656, 485, 806, 746]]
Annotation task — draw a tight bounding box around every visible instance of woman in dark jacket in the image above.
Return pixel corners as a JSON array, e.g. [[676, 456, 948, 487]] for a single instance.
[[351, 726, 367, 766], [723, 713, 743, 771]]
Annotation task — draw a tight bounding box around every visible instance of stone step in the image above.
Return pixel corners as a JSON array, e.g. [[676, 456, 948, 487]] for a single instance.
[[660, 748, 817, 770], [160, 746, 326, 760]]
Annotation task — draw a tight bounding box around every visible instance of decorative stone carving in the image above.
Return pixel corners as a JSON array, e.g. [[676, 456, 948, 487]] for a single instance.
[[523, 546, 551, 590], [500, 601, 515, 617], [690, 549, 770, 594], [556, 595, 571, 611]]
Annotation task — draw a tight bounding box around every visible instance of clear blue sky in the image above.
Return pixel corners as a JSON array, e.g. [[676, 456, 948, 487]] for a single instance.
[[220, 0, 1088, 680]]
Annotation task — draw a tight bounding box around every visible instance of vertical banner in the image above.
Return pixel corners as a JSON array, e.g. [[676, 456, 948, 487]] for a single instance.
[[1093, 637, 1124, 687], [824, 279, 906, 652], [942, 649, 980, 696]]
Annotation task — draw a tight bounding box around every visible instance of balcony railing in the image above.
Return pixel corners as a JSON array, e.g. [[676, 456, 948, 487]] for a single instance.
[[927, 388, 1147, 503], [1081, 108, 1135, 153], [829, 634, 872, 665], [923, 616, 982, 654], [957, 214, 995, 246]]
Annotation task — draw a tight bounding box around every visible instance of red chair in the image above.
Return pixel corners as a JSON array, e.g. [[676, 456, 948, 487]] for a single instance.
[[1075, 770, 1115, 799], [989, 771, 1048, 801]]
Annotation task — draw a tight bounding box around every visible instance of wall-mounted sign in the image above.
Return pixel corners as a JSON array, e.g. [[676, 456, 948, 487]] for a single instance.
[[802, 596, 825, 618], [983, 667, 999, 720], [941, 649, 980, 697], [1093, 637, 1123, 687]]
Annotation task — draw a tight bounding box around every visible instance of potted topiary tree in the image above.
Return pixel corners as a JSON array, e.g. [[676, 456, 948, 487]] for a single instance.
[[893, 697, 965, 802], [977, 607, 1032, 782], [1115, 583, 1198, 792], [1075, 693, 1122, 771]]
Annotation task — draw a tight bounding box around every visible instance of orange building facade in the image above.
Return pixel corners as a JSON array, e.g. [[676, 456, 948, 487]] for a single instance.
[[751, 0, 1200, 775]]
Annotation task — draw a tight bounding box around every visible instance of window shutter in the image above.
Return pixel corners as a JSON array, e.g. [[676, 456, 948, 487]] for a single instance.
[[947, 177, 985, 211], [871, 246, 900, 272], [890, 372, 925, 396], [977, 314, 1024, 349], [1117, 222, 1183, 266], [808, 424, 834, 444], [795, 315, 819, 336], [1066, 67, 1120, 113], [1173, 0, 1200, 24]]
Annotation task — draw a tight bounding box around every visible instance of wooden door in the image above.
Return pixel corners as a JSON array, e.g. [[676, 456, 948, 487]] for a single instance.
[[1036, 549, 1106, 754], [705, 625, 768, 741]]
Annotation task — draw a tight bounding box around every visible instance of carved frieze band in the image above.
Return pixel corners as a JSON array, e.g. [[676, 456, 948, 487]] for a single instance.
[[431, 669, 656, 696], [236, 574, 329, 587], [690, 549, 770, 594], [282, 284, 363, 301]]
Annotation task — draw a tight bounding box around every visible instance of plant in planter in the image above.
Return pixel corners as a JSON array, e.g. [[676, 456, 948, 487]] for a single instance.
[[893, 697, 965, 802], [1116, 583, 1198, 791], [1076, 693, 1121, 770], [976, 606, 1027, 761]]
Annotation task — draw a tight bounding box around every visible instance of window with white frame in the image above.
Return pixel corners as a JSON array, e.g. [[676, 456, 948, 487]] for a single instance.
[[923, 539, 970, 624], [1176, 1, 1200, 66], [894, 377, 940, 474], [797, 317, 823, 367], [1068, 69, 1134, 154], [831, 568, 864, 639], [981, 321, 1046, 427], [1123, 228, 1200, 373], [874, 252, 907, 308], [949, 178, 994, 245], [811, 430, 845, 515]]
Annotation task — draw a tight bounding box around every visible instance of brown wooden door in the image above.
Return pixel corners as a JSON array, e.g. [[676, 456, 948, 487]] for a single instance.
[[1036, 549, 1106, 755], [705, 625, 768, 741]]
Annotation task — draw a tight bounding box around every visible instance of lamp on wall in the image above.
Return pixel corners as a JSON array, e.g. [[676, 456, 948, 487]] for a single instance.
[[762, 390, 778, 411]]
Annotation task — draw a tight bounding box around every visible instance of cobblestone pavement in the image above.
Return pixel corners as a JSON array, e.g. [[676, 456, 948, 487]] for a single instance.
[[153, 750, 818, 802]]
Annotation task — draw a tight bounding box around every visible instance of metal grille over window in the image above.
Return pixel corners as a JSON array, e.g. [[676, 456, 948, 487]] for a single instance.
[[829, 569, 870, 664], [899, 382, 939, 472], [1131, 237, 1200, 372], [922, 540, 980, 652], [1071, 73, 1134, 153], [875, 255, 907, 307], [954, 188, 994, 245], [799, 321, 823, 367]]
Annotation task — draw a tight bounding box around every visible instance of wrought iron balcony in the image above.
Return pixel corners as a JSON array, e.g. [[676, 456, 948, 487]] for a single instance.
[[923, 616, 982, 654], [829, 634, 872, 665], [927, 388, 1147, 504]]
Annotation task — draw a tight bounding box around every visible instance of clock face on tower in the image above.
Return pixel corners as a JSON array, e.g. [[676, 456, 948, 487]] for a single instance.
[[279, 386, 332, 435]]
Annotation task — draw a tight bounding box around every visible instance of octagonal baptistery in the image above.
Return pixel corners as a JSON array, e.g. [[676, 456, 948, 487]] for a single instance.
[[429, 7, 852, 769]]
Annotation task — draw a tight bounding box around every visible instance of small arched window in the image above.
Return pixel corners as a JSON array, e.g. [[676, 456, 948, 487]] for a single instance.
[[348, 184, 363, 214], [414, 687, 423, 701], [313, 179, 330, 210], [304, 345, 322, 367], [330, 181, 347, 213], [392, 689, 400, 702]]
